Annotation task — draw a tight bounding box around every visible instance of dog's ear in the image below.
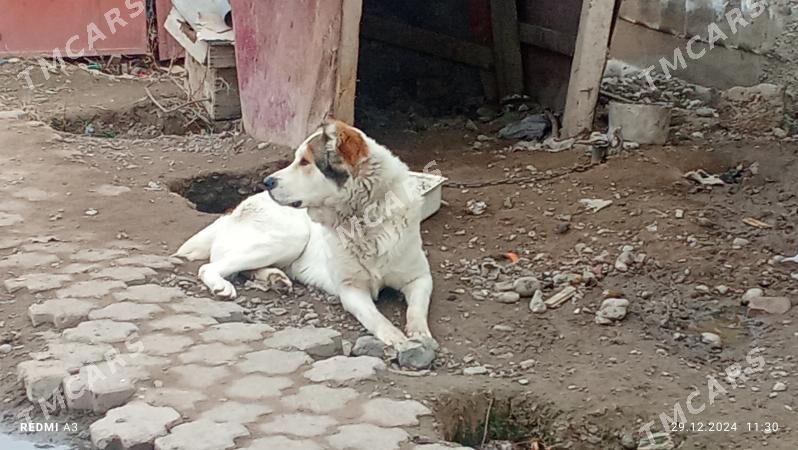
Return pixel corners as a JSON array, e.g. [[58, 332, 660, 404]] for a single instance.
[[323, 119, 369, 173]]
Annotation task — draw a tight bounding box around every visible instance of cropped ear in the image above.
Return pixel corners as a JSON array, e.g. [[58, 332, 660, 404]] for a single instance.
[[323, 119, 369, 173]]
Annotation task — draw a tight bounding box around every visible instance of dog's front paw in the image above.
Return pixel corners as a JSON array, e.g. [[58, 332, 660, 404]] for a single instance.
[[199, 264, 238, 299]]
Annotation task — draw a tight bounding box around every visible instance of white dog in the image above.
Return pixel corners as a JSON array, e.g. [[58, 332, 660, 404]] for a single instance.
[[175, 120, 435, 354]]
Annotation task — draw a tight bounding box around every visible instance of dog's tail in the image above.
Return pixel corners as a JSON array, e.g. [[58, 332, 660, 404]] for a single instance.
[[173, 217, 226, 261]]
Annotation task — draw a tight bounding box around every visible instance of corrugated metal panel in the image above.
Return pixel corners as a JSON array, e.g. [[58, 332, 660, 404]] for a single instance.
[[0, 0, 148, 57]]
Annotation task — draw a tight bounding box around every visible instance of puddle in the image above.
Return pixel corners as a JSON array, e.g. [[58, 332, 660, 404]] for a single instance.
[[0, 433, 71, 450]]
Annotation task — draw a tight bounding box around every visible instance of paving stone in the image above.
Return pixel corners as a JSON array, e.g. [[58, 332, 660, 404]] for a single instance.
[[200, 322, 274, 343], [89, 302, 164, 321], [263, 326, 342, 358], [115, 353, 170, 376], [0, 252, 59, 268], [4, 273, 72, 293], [71, 248, 127, 262], [29, 298, 96, 329], [0, 212, 24, 227], [239, 349, 311, 375], [116, 254, 178, 270], [143, 388, 208, 413], [244, 436, 324, 450], [63, 364, 136, 413], [113, 284, 186, 303], [199, 401, 273, 424], [17, 359, 70, 401], [225, 375, 293, 400], [148, 314, 216, 332], [414, 445, 474, 450], [327, 424, 409, 450], [0, 237, 21, 250], [154, 420, 249, 450], [259, 413, 338, 437], [170, 297, 246, 322], [281, 384, 360, 414], [94, 185, 131, 196], [58, 262, 101, 274], [44, 341, 114, 369], [177, 342, 251, 366], [139, 333, 194, 356], [63, 320, 138, 344], [168, 365, 233, 389], [56, 280, 126, 298], [304, 356, 386, 383], [352, 335, 385, 357], [359, 397, 432, 426], [13, 187, 54, 201], [20, 242, 80, 254], [90, 402, 182, 450], [92, 266, 157, 284]]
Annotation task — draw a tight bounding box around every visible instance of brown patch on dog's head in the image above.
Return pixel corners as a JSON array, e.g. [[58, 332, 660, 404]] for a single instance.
[[323, 120, 369, 171]]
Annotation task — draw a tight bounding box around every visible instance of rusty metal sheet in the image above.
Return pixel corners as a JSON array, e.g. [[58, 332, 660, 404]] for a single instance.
[[0, 0, 148, 57]]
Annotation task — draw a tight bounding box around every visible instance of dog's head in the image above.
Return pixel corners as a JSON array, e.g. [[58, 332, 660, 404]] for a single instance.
[[264, 119, 370, 209]]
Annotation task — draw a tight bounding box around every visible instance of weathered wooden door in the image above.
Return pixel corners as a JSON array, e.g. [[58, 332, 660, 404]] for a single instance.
[[230, 0, 362, 147]]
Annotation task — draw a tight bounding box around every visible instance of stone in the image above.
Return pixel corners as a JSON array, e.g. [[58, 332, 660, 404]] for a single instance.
[[92, 266, 157, 284], [239, 349, 312, 374], [398, 340, 436, 370], [115, 254, 178, 270], [244, 436, 324, 450], [328, 424, 409, 450], [154, 420, 249, 450], [90, 402, 181, 450], [200, 401, 273, 424], [168, 365, 232, 389], [139, 333, 194, 355], [178, 342, 251, 366], [360, 398, 431, 426], [88, 302, 164, 321], [732, 237, 749, 248], [17, 360, 69, 401], [263, 326, 342, 358], [225, 375, 293, 400], [56, 280, 126, 298], [144, 388, 207, 413], [170, 297, 246, 322], [742, 288, 764, 303], [0, 344, 11, 354], [4, 273, 72, 293], [701, 332, 722, 348], [414, 445, 473, 450], [494, 292, 520, 304], [113, 284, 186, 303], [71, 249, 127, 262], [720, 83, 785, 132], [748, 296, 792, 315], [147, 314, 216, 332], [44, 342, 114, 368], [352, 335, 385, 358], [0, 252, 59, 268], [513, 277, 541, 297], [63, 364, 135, 413], [63, 320, 138, 344], [59, 262, 102, 274], [463, 366, 488, 376], [595, 298, 629, 325], [29, 298, 96, 329], [200, 322, 274, 343], [304, 356, 386, 383], [772, 382, 787, 392], [528, 290, 546, 313], [0, 109, 27, 120], [0, 212, 24, 227], [281, 384, 360, 414], [259, 413, 338, 437], [94, 185, 132, 196]]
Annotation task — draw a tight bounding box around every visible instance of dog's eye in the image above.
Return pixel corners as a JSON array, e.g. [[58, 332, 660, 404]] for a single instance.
[[299, 159, 311, 166]]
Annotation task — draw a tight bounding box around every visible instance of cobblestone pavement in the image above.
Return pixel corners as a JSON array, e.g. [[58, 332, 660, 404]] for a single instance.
[[0, 117, 470, 449]]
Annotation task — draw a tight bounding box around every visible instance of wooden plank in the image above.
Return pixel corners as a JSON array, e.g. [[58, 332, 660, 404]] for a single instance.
[[360, 14, 494, 70], [333, 0, 363, 124], [186, 53, 241, 121], [489, 0, 525, 98], [562, 0, 617, 138], [518, 22, 575, 56], [208, 45, 237, 69]]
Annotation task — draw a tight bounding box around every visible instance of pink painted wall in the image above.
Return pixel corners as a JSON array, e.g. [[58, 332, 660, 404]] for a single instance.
[[155, 0, 184, 61], [230, 0, 345, 147], [0, 0, 149, 57]]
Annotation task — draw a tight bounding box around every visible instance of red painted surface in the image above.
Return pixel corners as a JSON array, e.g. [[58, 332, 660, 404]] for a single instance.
[[155, 0, 184, 61], [230, 0, 345, 147], [0, 0, 149, 57]]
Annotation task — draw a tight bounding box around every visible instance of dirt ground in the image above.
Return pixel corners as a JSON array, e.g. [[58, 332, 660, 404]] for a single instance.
[[0, 61, 796, 449]]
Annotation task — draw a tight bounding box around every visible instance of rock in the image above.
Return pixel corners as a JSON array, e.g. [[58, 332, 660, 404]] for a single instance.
[[637, 431, 674, 450], [154, 420, 249, 450], [263, 326, 343, 359], [5, 273, 73, 293], [615, 247, 634, 272], [465, 200, 487, 216], [63, 365, 135, 413], [90, 402, 182, 450], [199, 322, 274, 343], [513, 277, 541, 297], [494, 292, 520, 304], [773, 382, 787, 392], [620, 432, 637, 449], [17, 360, 69, 401], [359, 398, 431, 427], [528, 290, 547, 313], [281, 384, 359, 414], [29, 298, 96, 329], [701, 332, 722, 348], [0, 343, 12, 354], [695, 107, 716, 117], [304, 356, 385, 383], [463, 366, 488, 376], [732, 237, 749, 249], [179, 343, 253, 366], [352, 336, 385, 358], [88, 302, 163, 321], [595, 298, 629, 325], [327, 424, 409, 450], [742, 288, 764, 304], [112, 284, 186, 303], [238, 349, 312, 374], [0, 109, 28, 120], [748, 296, 792, 315], [398, 340, 436, 370], [720, 83, 785, 132], [170, 297, 246, 323], [63, 320, 138, 344]]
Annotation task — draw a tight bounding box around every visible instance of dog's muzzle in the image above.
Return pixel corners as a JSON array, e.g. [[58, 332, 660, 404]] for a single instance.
[[263, 176, 277, 191]]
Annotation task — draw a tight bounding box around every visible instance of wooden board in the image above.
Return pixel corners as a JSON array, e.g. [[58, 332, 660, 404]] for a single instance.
[[489, 0, 524, 98], [186, 53, 241, 121], [156, 0, 184, 61], [562, 0, 616, 138]]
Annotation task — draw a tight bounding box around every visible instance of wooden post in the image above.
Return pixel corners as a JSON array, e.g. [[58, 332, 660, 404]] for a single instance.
[[489, 0, 524, 99], [562, 0, 617, 138], [333, 0, 363, 124]]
